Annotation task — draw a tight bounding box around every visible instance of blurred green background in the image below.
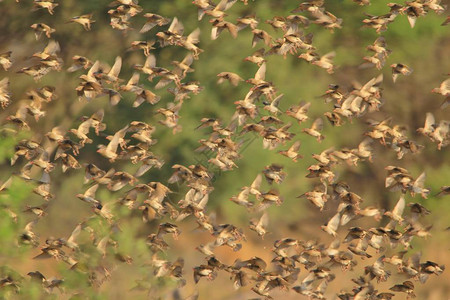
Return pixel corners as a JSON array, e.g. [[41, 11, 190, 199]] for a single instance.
[[0, 0, 449, 299]]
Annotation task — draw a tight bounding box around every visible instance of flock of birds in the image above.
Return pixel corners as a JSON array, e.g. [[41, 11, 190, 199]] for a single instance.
[[0, 0, 449, 299]]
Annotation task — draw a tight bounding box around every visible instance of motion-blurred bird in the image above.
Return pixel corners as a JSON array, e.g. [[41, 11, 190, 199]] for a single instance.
[[68, 14, 95, 31], [30, 23, 56, 40], [391, 63, 413, 83]]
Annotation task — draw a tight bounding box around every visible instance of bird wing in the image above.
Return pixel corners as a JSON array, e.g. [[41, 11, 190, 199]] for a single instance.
[[84, 184, 99, 198], [0, 77, 9, 91], [77, 119, 93, 135], [181, 53, 194, 67], [168, 17, 184, 35], [440, 78, 450, 94], [311, 118, 323, 131], [250, 173, 262, 190], [107, 56, 122, 78], [67, 223, 82, 244], [321, 51, 336, 62], [358, 137, 373, 152], [144, 54, 156, 69], [127, 72, 140, 86], [413, 172, 426, 189], [43, 40, 60, 55], [289, 140, 301, 152], [255, 212, 269, 231], [24, 219, 38, 232], [187, 28, 201, 44], [87, 60, 100, 79], [392, 196, 405, 218], [254, 62, 266, 82], [271, 93, 284, 108], [424, 112, 435, 131], [91, 109, 104, 122], [327, 212, 341, 232], [215, 0, 237, 11], [106, 125, 129, 153]]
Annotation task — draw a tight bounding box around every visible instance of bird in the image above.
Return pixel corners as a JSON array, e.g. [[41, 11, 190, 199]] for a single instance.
[[278, 141, 302, 162], [30, 23, 56, 40], [286, 102, 311, 124], [389, 281, 415, 298], [140, 13, 170, 33], [244, 48, 266, 65], [431, 77, 449, 108], [68, 14, 95, 31], [249, 212, 269, 238], [217, 72, 244, 86], [32, 0, 59, 15], [302, 118, 325, 142], [0, 77, 11, 108], [321, 212, 340, 236], [101, 56, 122, 83], [436, 186, 450, 197], [97, 126, 129, 162], [251, 29, 272, 48], [0, 51, 13, 71], [391, 63, 413, 83], [210, 18, 238, 40], [384, 196, 405, 224], [312, 51, 335, 74], [76, 184, 102, 209]]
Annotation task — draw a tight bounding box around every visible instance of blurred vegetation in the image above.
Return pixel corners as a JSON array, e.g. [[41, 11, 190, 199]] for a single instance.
[[0, 0, 449, 299]]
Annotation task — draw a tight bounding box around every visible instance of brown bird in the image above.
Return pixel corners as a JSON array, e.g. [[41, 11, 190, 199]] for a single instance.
[[204, 0, 237, 18], [217, 72, 243, 86], [249, 212, 269, 238], [442, 16, 450, 26], [30, 23, 56, 40], [367, 36, 391, 58], [302, 118, 325, 142], [353, 0, 370, 5], [60, 153, 81, 173], [156, 17, 184, 47], [0, 77, 11, 108], [391, 63, 413, 83], [33, 0, 59, 15], [67, 55, 92, 73], [312, 51, 335, 74], [101, 56, 122, 83], [0, 51, 13, 71], [97, 126, 129, 162], [193, 265, 217, 283], [236, 15, 258, 30], [263, 164, 286, 185], [140, 13, 170, 33], [210, 18, 238, 40], [68, 14, 95, 31], [178, 28, 203, 59], [384, 196, 405, 224], [410, 172, 429, 198], [431, 77, 450, 108], [251, 29, 272, 48], [130, 41, 155, 57], [436, 186, 450, 197], [321, 212, 340, 236], [286, 102, 311, 124], [298, 184, 329, 211], [172, 53, 195, 78], [278, 141, 302, 162], [244, 48, 266, 65], [76, 184, 102, 209], [312, 10, 342, 32], [389, 281, 415, 298]]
